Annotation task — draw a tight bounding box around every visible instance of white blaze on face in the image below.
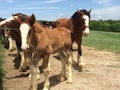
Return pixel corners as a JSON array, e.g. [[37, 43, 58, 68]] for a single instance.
[[20, 23, 30, 50], [83, 15, 90, 36], [0, 16, 17, 26]]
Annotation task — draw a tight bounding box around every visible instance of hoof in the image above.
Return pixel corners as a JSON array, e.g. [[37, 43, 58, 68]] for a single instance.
[[19, 66, 29, 72], [78, 62, 86, 68], [29, 87, 37, 90], [42, 87, 49, 90], [9, 48, 16, 52], [78, 62, 86, 71], [57, 75, 66, 82], [37, 74, 40, 80], [27, 73, 40, 80], [67, 78, 72, 84]]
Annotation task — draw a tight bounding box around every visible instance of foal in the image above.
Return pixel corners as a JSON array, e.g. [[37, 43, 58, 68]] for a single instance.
[[14, 14, 72, 90], [51, 9, 91, 70]]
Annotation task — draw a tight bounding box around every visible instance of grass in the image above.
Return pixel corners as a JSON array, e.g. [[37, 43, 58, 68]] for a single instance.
[[82, 30, 120, 54], [0, 43, 5, 90]]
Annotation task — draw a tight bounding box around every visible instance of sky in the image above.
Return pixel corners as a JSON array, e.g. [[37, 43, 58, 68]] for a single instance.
[[0, 0, 120, 21]]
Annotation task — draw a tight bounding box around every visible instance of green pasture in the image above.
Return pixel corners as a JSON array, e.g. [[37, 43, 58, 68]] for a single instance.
[[0, 43, 4, 90], [83, 30, 120, 54]]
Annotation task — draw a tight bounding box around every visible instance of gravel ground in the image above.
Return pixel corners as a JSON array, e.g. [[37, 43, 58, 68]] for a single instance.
[[3, 45, 120, 90]]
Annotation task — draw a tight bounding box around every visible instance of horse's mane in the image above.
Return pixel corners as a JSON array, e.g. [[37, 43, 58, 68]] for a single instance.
[[80, 9, 91, 18], [0, 18, 6, 21], [57, 18, 68, 21], [70, 10, 85, 31], [33, 22, 50, 33], [0, 13, 27, 29], [71, 11, 83, 20], [13, 13, 29, 21], [71, 11, 84, 24]]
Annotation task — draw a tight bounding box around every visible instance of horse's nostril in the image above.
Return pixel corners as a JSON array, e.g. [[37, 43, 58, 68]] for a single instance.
[[21, 44, 29, 51], [26, 47, 29, 50], [21, 46, 27, 51]]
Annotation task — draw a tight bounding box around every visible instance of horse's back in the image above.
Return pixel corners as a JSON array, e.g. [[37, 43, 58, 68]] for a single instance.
[[52, 27, 71, 39], [55, 18, 69, 27], [51, 27, 71, 47]]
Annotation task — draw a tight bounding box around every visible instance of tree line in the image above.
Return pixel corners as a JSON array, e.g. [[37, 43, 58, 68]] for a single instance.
[[38, 19, 120, 32], [90, 20, 120, 32]]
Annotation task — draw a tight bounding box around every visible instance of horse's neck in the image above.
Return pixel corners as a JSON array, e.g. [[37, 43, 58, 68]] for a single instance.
[[34, 22, 44, 32], [33, 22, 51, 38], [70, 15, 84, 32], [62, 18, 73, 32]]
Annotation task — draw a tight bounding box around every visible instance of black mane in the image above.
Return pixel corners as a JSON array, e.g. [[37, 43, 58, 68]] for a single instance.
[[0, 18, 6, 21], [12, 13, 29, 21], [80, 9, 91, 18], [71, 10, 85, 31]]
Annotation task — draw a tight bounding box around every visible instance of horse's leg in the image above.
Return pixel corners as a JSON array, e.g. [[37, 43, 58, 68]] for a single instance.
[[19, 51, 29, 72], [42, 55, 50, 90], [4, 29, 16, 51], [12, 39, 17, 51], [65, 49, 72, 84], [4, 36, 9, 49], [77, 41, 85, 70], [58, 50, 66, 82], [58, 49, 72, 83], [3, 31, 9, 49], [1, 31, 6, 44], [29, 65, 40, 79], [19, 51, 25, 71], [27, 53, 40, 80], [71, 41, 74, 62], [29, 56, 39, 90], [42, 57, 51, 73], [8, 36, 14, 51], [71, 40, 74, 51]]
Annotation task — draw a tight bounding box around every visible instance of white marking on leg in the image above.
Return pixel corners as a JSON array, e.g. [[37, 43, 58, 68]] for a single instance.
[[8, 36, 13, 51], [19, 51, 25, 70], [43, 68, 50, 90], [67, 55, 72, 83], [78, 56, 86, 68], [30, 64, 37, 90], [58, 51, 66, 81]]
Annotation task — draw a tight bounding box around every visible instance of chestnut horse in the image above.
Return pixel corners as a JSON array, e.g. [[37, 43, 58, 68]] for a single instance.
[[51, 9, 91, 70], [14, 14, 72, 90]]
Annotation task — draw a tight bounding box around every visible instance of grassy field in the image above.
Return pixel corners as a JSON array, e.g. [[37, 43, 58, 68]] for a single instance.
[[83, 30, 120, 54], [0, 43, 4, 90]]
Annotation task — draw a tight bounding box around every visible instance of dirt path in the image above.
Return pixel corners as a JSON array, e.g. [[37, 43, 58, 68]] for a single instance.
[[3, 45, 120, 90]]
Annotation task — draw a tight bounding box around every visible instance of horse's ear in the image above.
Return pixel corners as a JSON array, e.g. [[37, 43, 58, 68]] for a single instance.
[[88, 9, 92, 13], [12, 14, 22, 24], [28, 14, 36, 26], [12, 13, 14, 16], [76, 9, 83, 15]]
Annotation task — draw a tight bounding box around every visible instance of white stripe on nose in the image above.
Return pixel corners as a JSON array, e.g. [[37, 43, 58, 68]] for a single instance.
[[20, 23, 30, 50], [21, 44, 29, 50], [83, 15, 90, 36]]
